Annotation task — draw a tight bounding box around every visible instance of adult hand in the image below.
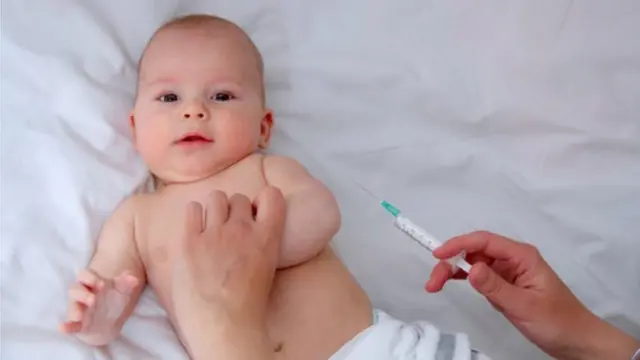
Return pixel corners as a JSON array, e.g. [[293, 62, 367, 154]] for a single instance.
[[171, 187, 286, 360], [426, 231, 639, 360]]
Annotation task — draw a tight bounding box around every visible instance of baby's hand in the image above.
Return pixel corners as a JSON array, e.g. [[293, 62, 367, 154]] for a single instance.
[[60, 269, 139, 346]]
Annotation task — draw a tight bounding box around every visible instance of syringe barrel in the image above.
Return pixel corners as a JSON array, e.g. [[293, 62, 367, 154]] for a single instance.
[[394, 215, 471, 274], [394, 215, 442, 251]]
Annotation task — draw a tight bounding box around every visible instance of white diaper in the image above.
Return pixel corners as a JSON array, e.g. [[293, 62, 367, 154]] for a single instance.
[[330, 310, 491, 360]]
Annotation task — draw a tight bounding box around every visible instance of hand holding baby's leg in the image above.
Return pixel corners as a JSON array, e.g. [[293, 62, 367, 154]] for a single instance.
[[60, 269, 139, 346]]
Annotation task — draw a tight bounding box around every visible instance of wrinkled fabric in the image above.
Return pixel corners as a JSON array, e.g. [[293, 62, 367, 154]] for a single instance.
[[2, 1, 639, 359]]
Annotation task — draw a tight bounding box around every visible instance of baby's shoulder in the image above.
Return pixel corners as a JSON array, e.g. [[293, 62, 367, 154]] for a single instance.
[[108, 193, 153, 222], [261, 154, 306, 172], [240, 153, 306, 179], [261, 154, 316, 187]]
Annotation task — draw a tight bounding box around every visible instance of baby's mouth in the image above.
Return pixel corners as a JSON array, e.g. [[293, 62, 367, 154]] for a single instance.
[[176, 132, 213, 144]]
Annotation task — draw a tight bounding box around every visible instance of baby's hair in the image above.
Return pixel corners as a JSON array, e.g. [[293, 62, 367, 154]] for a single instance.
[[156, 14, 264, 75], [135, 13, 266, 102]]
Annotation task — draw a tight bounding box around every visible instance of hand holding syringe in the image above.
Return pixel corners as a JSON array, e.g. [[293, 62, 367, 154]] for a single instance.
[[355, 182, 472, 274], [355, 183, 640, 359]]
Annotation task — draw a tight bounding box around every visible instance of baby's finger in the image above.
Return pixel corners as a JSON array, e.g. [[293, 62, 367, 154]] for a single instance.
[[67, 300, 87, 322], [77, 269, 103, 291], [59, 321, 83, 333], [69, 284, 96, 307]]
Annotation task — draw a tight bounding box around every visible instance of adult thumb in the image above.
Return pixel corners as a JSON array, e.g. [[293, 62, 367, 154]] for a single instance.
[[254, 187, 286, 237], [469, 262, 523, 314]]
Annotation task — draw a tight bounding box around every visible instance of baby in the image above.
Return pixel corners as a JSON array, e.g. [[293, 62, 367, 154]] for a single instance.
[[60, 14, 340, 346], [60, 14, 487, 360]]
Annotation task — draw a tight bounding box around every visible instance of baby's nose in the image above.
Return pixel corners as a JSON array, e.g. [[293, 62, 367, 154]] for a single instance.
[[182, 102, 209, 120], [183, 112, 205, 119]]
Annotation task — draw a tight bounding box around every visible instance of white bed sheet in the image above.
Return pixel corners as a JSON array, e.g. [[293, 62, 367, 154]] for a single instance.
[[2, 1, 639, 359]]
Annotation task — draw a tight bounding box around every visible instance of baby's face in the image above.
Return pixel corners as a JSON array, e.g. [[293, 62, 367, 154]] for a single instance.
[[131, 23, 271, 183]]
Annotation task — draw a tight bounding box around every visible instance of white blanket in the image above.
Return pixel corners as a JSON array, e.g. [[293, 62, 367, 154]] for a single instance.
[[2, 1, 639, 359]]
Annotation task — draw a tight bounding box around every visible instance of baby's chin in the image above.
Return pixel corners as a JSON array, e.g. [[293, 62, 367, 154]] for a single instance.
[[149, 163, 228, 186], [143, 149, 257, 186]]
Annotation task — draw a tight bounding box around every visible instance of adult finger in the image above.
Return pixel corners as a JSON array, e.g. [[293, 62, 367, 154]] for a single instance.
[[464, 252, 496, 271], [253, 187, 286, 239], [184, 201, 204, 237], [228, 193, 253, 222], [204, 191, 229, 229], [426, 243, 495, 287], [425, 261, 457, 293], [468, 262, 527, 313], [433, 231, 529, 262]]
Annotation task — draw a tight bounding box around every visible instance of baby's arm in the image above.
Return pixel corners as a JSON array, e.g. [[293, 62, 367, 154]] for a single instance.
[[60, 196, 146, 346], [263, 155, 341, 268]]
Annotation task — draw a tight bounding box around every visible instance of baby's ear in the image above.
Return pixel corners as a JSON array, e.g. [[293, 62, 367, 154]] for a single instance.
[[258, 110, 274, 149], [129, 112, 137, 140]]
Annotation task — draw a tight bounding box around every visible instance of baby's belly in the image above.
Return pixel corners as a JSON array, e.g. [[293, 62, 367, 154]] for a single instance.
[[146, 247, 372, 360]]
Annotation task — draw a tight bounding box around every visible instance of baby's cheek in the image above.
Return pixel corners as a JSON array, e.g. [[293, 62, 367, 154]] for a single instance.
[[135, 128, 170, 164], [219, 121, 259, 149]]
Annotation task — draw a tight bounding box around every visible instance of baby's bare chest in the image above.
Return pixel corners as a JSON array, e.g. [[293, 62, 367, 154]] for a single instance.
[[135, 161, 267, 302]]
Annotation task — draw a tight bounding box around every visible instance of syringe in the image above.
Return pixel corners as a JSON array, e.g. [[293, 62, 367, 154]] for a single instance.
[[379, 200, 472, 274]]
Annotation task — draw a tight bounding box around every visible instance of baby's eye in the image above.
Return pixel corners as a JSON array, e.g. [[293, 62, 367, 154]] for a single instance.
[[212, 92, 234, 102], [157, 93, 179, 103]]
